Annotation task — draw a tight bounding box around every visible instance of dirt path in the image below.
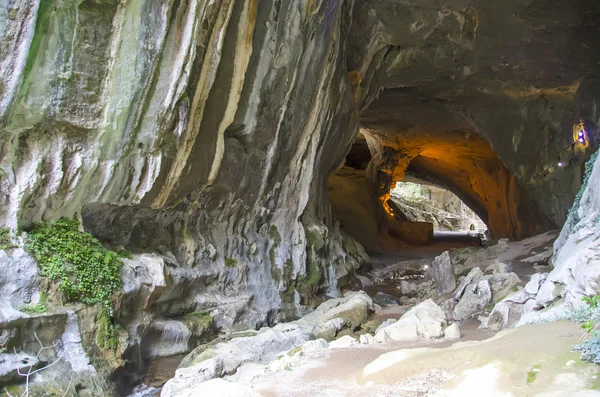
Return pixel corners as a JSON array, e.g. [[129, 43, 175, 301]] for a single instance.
[[250, 321, 600, 397]]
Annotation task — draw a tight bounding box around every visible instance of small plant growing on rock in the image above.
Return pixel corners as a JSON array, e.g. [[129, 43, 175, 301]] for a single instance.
[[117, 249, 132, 259], [18, 292, 48, 315], [225, 257, 237, 267], [0, 228, 15, 250], [572, 294, 600, 364], [96, 307, 119, 350]]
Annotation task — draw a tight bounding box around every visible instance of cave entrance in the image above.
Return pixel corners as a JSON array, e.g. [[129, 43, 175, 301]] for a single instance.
[[329, 100, 554, 255], [389, 181, 487, 234]]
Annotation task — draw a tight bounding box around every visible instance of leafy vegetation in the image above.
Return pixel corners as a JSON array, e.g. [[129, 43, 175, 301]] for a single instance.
[[25, 218, 123, 311], [297, 261, 322, 297], [96, 307, 119, 350], [571, 294, 600, 364], [25, 218, 123, 350], [117, 249, 132, 259], [574, 337, 600, 365], [187, 310, 211, 317], [269, 225, 282, 281]]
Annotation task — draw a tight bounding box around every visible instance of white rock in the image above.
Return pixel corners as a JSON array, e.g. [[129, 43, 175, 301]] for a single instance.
[[375, 318, 396, 334], [0, 352, 39, 385], [329, 335, 359, 348], [444, 323, 461, 339], [535, 279, 564, 307], [0, 249, 40, 318], [268, 354, 292, 372], [168, 378, 261, 397], [524, 273, 548, 295], [227, 363, 267, 383], [375, 299, 447, 342], [453, 279, 492, 321], [523, 299, 539, 314], [355, 275, 373, 287], [359, 333, 374, 345], [163, 291, 373, 396], [301, 338, 328, 352], [482, 272, 521, 302], [479, 301, 512, 331], [454, 267, 483, 301]]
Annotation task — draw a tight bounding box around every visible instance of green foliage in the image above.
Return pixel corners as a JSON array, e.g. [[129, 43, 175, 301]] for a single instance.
[[571, 295, 600, 364], [568, 150, 599, 230], [584, 295, 600, 309], [18, 292, 48, 315], [25, 218, 123, 314], [574, 337, 600, 365], [225, 257, 237, 268], [571, 295, 600, 327], [96, 306, 118, 350], [117, 249, 132, 259], [0, 228, 15, 250], [300, 261, 321, 289]]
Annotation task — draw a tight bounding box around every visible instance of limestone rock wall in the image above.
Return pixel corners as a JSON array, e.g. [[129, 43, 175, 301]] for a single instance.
[[0, 0, 364, 328]]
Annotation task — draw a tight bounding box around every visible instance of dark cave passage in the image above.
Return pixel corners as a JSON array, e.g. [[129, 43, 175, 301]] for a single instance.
[[328, 89, 563, 254]]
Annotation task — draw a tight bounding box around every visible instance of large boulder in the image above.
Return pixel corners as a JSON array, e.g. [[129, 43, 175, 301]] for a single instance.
[[479, 273, 547, 330], [443, 323, 461, 339], [163, 292, 373, 396], [430, 251, 456, 296], [454, 267, 483, 301], [482, 272, 521, 303], [453, 279, 492, 321], [374, 299, 447, 342]]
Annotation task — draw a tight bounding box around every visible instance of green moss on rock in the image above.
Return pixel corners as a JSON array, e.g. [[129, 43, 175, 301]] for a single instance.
[[96, 307, 118, 350], [297, 261, 322, 300], [0, 228, 15, 250], [225, 257, 237, 267], [305, 229, 325, 250]]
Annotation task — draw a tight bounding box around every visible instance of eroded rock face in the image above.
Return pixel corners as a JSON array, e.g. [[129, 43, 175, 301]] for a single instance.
[[162, 291, 372, 396], [1, 0, 368, 330]]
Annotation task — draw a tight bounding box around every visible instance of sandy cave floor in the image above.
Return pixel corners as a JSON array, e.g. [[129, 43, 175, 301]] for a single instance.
[[249, 321, 600, 397], [134, 231, 566, 396]]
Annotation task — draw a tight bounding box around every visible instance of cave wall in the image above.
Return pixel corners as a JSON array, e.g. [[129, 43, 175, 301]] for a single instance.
[[341, 0, 600, 238], [0, 0, 366, 327]]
